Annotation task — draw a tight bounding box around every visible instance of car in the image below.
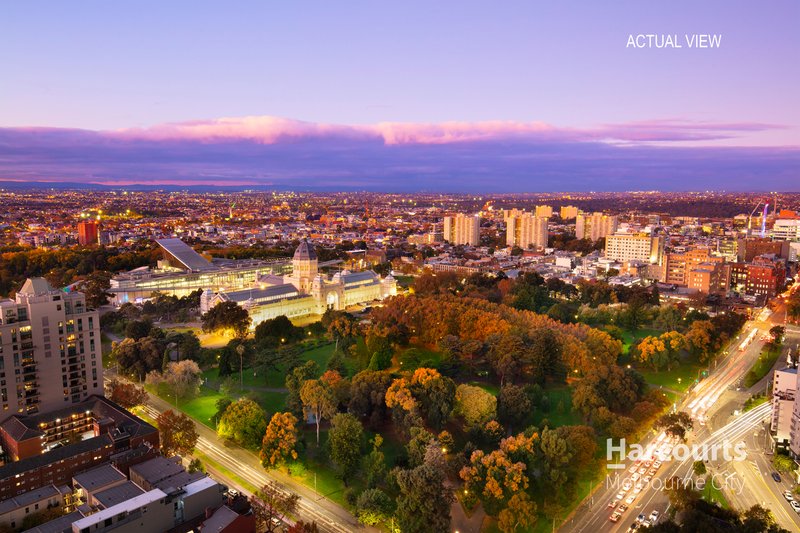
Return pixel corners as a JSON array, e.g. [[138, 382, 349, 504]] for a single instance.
[[791, 501, 800, 513], [784, 490, 794, 502], [648, 468, 658, 476], [609, 512, 621, 523], [643, 476, 652, 485], [633, 483, 643, 494], [623, 480, 633, 491], [649, 510, 660, 523], [627, 523, 639, 532], [618, 504, 629, 513], [631, 473, 641, 482], [625, 495, 636, 505], [653, 461, 662, 468], [608, 499, 619, 508], [636, 513, 646, 522], [638, 467, 647, 474], [644, 461, 652, 468], [641, 521, 651, 527], [629, 464, 639, 473], [616, 492, 626, 500], [772, 472, 782, 482]]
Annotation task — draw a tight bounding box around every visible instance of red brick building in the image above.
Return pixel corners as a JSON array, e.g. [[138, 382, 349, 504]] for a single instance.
[[0, 396, 158, 500], [746, 255, 786, 298]]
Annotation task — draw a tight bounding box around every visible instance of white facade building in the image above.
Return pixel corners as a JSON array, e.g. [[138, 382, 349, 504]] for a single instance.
[[443, 214, 480, 246], [506, 214, 549, 250]]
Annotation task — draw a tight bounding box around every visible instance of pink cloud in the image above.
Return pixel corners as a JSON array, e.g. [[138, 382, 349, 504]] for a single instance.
[[86, 115, 792, 146]]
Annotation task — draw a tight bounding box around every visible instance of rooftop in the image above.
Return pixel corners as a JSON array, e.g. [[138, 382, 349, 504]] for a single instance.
[[93, 481, 145, 508], [293, 239, 317, 261], [157, 238, 218, 272], [73, 464, 126, 493]]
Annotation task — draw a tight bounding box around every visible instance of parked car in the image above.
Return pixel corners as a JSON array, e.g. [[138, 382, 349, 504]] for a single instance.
[[649, 510, 660, 523], [783, 490, 794, 502], [791, 500, 800, 513], [772, 472, 782, 483]]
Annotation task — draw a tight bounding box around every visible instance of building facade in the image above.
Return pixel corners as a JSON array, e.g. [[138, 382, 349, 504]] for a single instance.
[[0, 279, 102, 417], [505, 214, 548, 250], [77, 221, 99, 246], [575, 212, 618, 241], [443, 214, 480, 246], [604, 234, 664, 265]]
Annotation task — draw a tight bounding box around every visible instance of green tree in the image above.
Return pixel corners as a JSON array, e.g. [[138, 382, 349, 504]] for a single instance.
[[363, 435, 387, 488], [454, 384, 497, 429], [218, 398, 267, 449], [285, 360, 319, 417], [497, 384, 531, 431], [693, 460, 707, 476], [395, 462, 453, 533], [201, 301, 251, 338], [125, 318, 153, 340], [348, 370, 392, 428], [355, 488, 394, 526], [255, 315, 303, 346], [328, 413, 364, 481], [78, 270, 113, 308], [655, 411, 694, 442]]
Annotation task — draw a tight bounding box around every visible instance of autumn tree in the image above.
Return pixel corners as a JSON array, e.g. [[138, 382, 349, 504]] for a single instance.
[[217, 398, 267, 449], [454, 384, 497, 429], [105, 379, 148, 409], [250, 481, 299, 533], [636, 335, 668, 370], [460, 447, 529, 516], [260, 412, 299, 468], [201, 301, 251, 338], [300, 378, 337, 444], [409, 368, 455, 429], [157, 409, 199, 457], [384, 377, 422, 435], [685, 320, 715, 361], [497, 493, 537, 533]]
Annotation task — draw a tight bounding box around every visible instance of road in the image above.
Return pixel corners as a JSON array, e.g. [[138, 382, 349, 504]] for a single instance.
[[564, 308, 785, 533], [106, 368, 367, 533]]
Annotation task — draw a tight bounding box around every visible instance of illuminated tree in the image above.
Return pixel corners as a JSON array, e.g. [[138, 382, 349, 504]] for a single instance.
[[260, 412, 299, 468]]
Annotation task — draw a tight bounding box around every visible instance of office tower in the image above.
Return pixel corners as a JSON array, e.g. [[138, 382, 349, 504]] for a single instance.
[[534, 205, 553, 218], [0, 278, 102, 417], [78, 220, 99, 246], [506, 214, 549, 250], [575, 212, 618, 241], [560, 205, 579, 220], [443, 214, 480, 246], [604, 234, 664, 265]]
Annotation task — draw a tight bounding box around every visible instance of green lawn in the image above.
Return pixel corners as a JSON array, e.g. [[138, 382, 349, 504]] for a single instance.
[[701, 477, 730, 508], [621, 328, 660, 355], [639, 362, 705, 393], [531, 386, 582, 428], [468, 381, 500, 396], [744, 345, 782, 388]]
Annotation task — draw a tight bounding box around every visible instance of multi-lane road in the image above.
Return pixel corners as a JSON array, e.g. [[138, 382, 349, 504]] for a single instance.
[[565, 303, 792, 532]]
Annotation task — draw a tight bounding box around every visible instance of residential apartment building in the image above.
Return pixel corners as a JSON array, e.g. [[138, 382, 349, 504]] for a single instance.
[[746, 254, 786, 298], [506, 214, 548, 250], [0, 278, 103, 417], [559, 205, 579, 220], [77, 221, 99, 246], [443, 214, 480, 246], [534, 205, 553, 218], [605, 234, 665, 265], [772, 367, 796, 446], [575, 212, 618, 241]]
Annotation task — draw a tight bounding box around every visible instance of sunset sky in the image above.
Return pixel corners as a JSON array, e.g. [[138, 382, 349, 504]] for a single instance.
[[1, 0, 797, 191]]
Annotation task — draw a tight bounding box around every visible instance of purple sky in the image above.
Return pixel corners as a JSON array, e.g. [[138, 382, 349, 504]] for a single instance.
[[0, 1, 798, 191]]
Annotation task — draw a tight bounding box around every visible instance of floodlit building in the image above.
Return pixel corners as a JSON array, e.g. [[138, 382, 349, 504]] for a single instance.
[[0, 278, 102, 416], [575, 212, 618, 241], [443, 214, 480, 246], [77, 221, 99, 246], [559, 206, 579, 220], [773, 367, 796, 446], [605, 234, 665, 265], [109, 238, 291, 304], [506, 214, 548, 250], [534, 205, 553, 218], [202, 241, 397, 326], [773, 219, 800, 241]]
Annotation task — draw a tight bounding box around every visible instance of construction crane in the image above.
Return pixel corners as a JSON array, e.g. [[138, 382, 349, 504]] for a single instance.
[[747, 199, 770, 238]]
